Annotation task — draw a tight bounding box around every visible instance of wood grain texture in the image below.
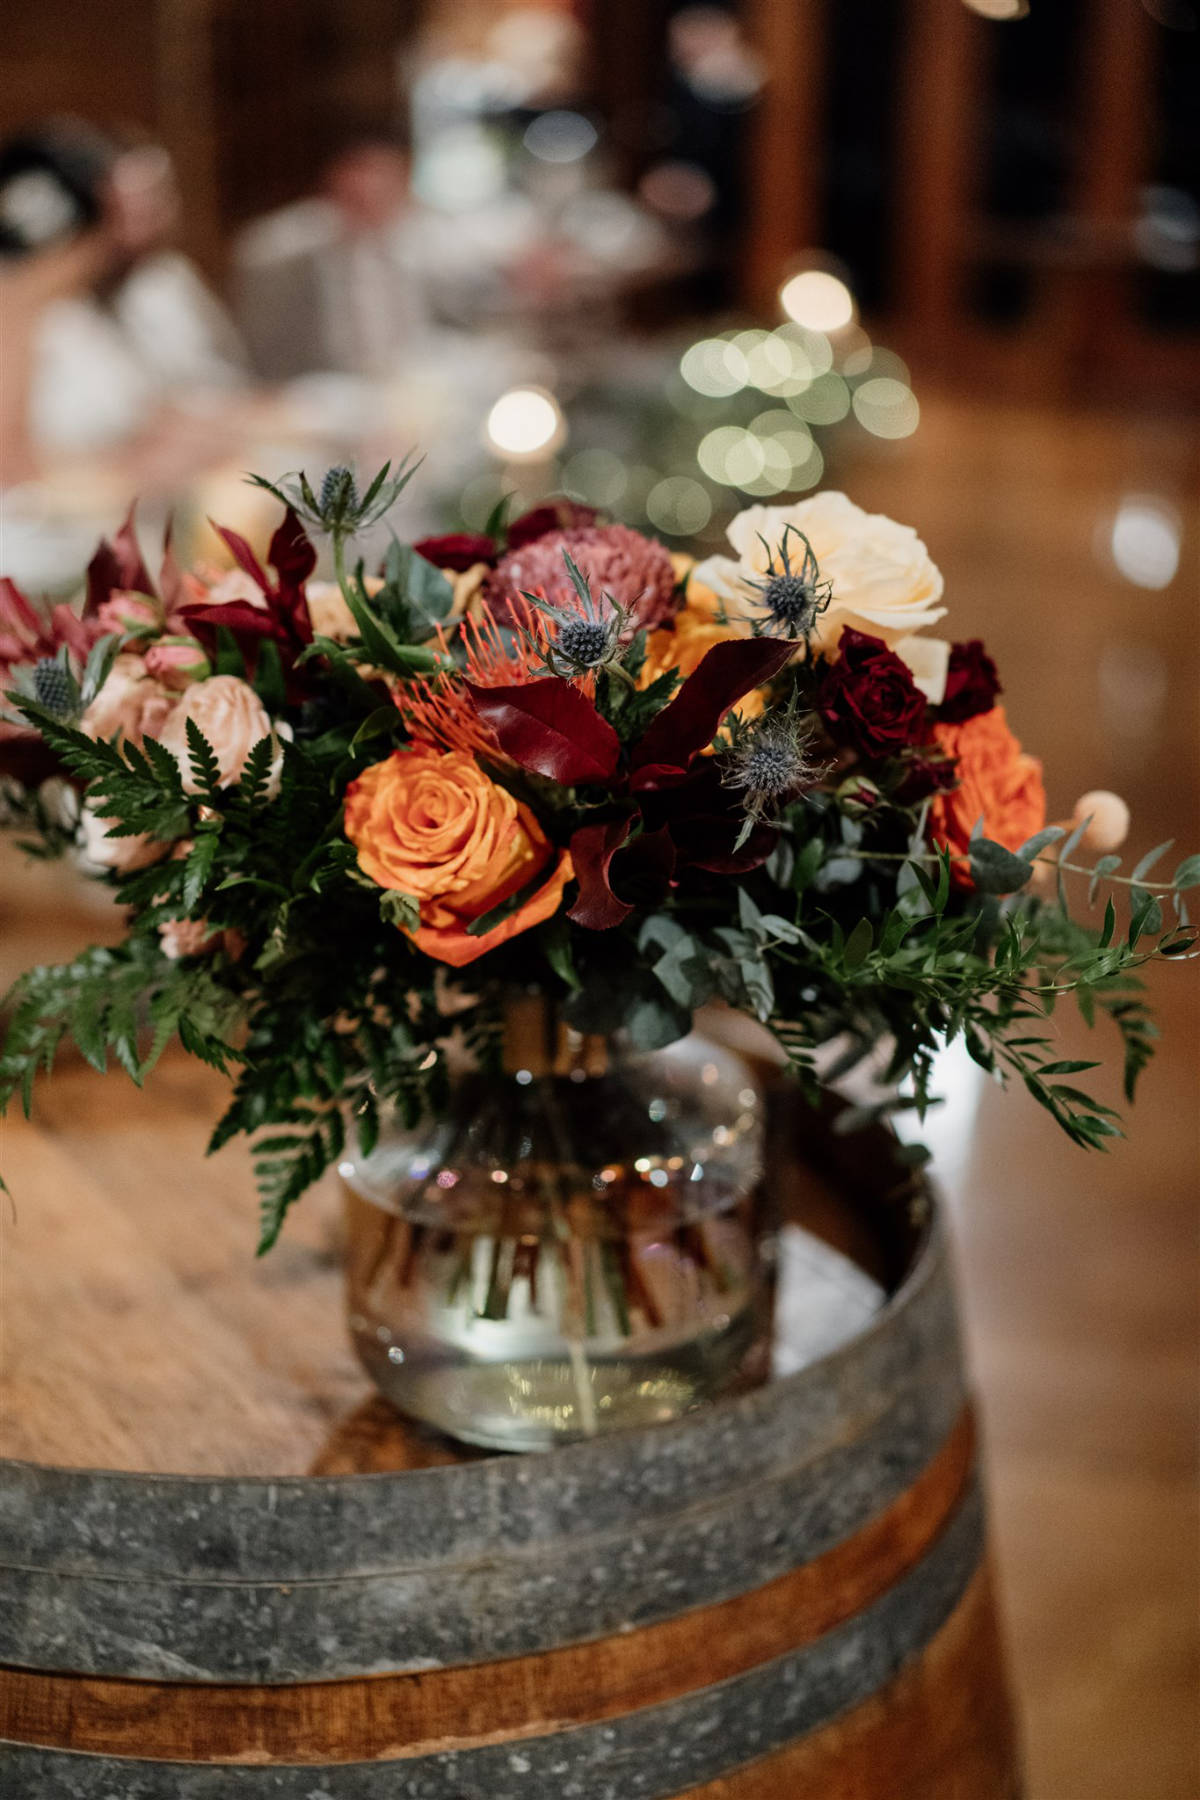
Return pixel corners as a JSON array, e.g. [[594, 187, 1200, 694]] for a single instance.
[[678, 1564, 1021, 1800], [0, 1412, 974, 1762]]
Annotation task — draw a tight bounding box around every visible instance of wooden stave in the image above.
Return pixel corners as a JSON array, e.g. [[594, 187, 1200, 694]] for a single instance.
[[0, 1481, 997, 1796], [0, 1215, 964, 1684], [0, 1411, 977, 1764], [0, 1124, 1022, 1794]]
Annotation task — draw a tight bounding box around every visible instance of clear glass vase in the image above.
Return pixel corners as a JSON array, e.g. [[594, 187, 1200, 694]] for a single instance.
[[340, 993, 771, 1451]]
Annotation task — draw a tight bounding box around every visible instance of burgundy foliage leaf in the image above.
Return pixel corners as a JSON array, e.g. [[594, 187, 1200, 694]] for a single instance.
[[85, 505, 155, 615], [631, 636, 794, 773], [183, 509, 315, 689], [567, 821, 677, 930], [413, 532, 496, 572], [506, 498, 600, 551], [269, 507, 318, 593], [567, 819, 637, 928], [210, 522, 269, 591], [466, 678, 621, 784], [639, 761, 777, 874]]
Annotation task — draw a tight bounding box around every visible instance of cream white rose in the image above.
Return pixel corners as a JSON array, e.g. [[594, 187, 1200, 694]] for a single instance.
[[158, 675, 281, 793], [693, 491, 950, 702]]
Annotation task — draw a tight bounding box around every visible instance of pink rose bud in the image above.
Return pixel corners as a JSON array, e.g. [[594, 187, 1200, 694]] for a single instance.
[[96, 592, 161, 635], [1071, 790, 1131, 854], [159, 917, 220, 960], [144, 638, 211, 689]]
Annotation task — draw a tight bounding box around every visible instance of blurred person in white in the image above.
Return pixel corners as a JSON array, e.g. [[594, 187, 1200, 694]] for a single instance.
[[235, 138, 433, 383], [0, 119, 247, 488]]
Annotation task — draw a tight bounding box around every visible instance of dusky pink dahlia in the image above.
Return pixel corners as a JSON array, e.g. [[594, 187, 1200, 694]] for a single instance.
[[485, 524, 678, 638]]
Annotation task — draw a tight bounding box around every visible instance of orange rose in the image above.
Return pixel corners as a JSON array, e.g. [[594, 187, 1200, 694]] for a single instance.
[[929, 706, 1046, 882], [344, 746, 571, 967]]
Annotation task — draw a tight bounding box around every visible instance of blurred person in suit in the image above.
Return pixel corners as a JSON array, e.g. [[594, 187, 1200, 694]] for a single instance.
[[234, 137, 433, 383]]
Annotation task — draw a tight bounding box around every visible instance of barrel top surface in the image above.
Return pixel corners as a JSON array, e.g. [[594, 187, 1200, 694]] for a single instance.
[[0, 1053, 937, 1494], [0, 1054, 972, 1682]]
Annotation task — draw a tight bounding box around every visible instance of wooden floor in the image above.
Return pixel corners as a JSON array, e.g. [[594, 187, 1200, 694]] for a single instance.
[[1, 396, 1197, 1797]]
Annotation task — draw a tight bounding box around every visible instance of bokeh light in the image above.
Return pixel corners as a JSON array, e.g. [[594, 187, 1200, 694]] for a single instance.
[[1107, 496, 1182, 589], [680, 337, 749, 397], [786, 372, 851, 425], [962, 0, 1029, 16], [779, 270, 856, 333], [851, 378, 920, 439], [562, 447, 628, 507], [646, 476, 713, 535], [460, 471, 516, 531], [638, 160, 717, 222], [523, 110, 598, 164], [484, 387, 565, 459]]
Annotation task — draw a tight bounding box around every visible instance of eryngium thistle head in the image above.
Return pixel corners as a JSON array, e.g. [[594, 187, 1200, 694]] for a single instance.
[[32, 657, 75, 719], [748, 525, 832, 640], [759, 572, 824, 636], [725, 710, 818, 815], [319, 465, 359, 523], [555, 615, 611, 668]]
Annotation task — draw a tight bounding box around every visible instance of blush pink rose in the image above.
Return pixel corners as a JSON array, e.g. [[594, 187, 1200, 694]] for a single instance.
[[159, 917, 221, 959], [157, 675, 279, 792], [144, 639, 210, 689], [78, 804, 169, 873], [80, 653, 178, 746], [96, 592, 161, 635]]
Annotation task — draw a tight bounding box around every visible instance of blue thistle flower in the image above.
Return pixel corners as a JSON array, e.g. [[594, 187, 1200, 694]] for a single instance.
[[522, 551, 630, 681], [746, 526, 832, 640], [32, 657, 75, 719]]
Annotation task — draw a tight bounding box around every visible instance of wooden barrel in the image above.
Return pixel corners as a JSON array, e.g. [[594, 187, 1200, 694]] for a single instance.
[[0, 1093, 1023, 1798]]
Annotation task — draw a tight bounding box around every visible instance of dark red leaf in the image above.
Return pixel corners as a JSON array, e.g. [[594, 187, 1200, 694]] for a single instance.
[[414, 532, 496, 572], [210, 522, 269, 591], [507, 499, 599, 551], [638, 761, 777, 874], [158, 516, 185, 616], [631, 637, 794, 772], [629, 762, 692, 794], [687, 823, 778, 874], [269, 507, 318, 591], [467, 679, 621, 784], [567, 819, 637, 928], [567, 820, 676, 929], [621, 824, 677, 895], [182, 599, 280, 645], [84, 506, 154, 615], [84, 541, 123, 616], [111, 503, 154, 596]]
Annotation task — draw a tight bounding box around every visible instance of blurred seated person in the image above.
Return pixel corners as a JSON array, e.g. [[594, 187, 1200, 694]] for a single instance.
[[234, 138, 432, 383], [0, 119, 247, 489]]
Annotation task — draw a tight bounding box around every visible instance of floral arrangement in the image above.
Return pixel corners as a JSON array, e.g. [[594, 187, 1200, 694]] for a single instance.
[[1, 462, 1195, 1251]]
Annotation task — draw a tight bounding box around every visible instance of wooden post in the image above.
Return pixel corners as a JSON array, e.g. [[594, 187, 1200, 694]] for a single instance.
[[154, 0, 225, 279], [891, 0, 984, 373], [741, 0, 829, 315], [1068, 0, 1155, 388]]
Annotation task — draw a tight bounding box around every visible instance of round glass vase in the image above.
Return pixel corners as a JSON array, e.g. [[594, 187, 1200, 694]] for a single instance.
[[340, 993, 772, 1452]]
